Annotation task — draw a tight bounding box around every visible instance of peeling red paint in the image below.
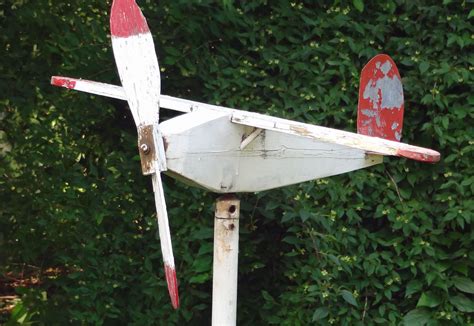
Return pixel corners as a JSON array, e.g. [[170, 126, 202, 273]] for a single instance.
[[397, 148, 440, 163], [358, 54, 404, 142], [110, 0, 150, 37], [164, 264, 180, 309], [51, 76, 76, 89]]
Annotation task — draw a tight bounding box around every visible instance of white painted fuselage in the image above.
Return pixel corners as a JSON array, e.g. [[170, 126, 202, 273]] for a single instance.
[[160, 111, 382, 193]]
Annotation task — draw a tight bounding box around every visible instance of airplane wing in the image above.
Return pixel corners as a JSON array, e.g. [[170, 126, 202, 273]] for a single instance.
[[51, 76, 440, 163], [230, 111, 440, 163]]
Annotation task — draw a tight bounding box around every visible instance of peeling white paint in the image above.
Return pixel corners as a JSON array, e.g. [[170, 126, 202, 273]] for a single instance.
[[160, 111, 383, 193], [112, 33, 161, 126], [361, 109, 378, 117], [110, 0, 178, 308], [378, 60, 392, 74], [395, 131, 401, 141], [363, 61, 404, 111]]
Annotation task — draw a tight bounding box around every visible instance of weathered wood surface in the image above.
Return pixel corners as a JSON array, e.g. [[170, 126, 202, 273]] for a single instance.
[[110, 0, 178, 309], [212, 195, 240, 326], [110, 0, 160, 126], [160, 111, 382, 193], [358, 54, 404, 142], [50, 76, 440, 163], [231, 111, 440, 163]]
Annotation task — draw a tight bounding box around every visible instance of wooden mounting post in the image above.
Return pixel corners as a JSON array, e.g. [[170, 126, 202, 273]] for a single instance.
[[212, 195, 240, 326]]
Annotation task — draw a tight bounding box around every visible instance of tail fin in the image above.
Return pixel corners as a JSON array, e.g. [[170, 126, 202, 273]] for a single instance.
[[357, 54, 404, 142]]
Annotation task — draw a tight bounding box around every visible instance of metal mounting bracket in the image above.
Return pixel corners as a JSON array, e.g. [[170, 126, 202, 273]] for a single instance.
[[137, 123, 167, 175]]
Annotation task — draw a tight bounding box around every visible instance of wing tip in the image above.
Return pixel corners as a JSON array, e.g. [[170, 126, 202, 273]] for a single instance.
[[164, 264, 180, 309], [396, 148, 441, 163], [51, 76, 77, 89]]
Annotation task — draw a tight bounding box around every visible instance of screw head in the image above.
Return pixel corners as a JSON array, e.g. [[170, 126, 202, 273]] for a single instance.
[[140, 143, 150, 154]]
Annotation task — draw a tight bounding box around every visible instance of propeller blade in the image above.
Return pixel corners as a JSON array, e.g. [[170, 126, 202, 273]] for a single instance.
[[110, 0, 179, 308], [110, 0, 160, 126], [152, 173, 179, 309]]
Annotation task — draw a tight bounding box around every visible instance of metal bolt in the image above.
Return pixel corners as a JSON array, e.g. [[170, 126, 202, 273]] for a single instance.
[[140, 144, 150, 154]]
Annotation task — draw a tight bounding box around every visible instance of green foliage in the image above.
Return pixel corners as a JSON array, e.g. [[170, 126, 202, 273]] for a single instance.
[[1, 0, 473, 324]]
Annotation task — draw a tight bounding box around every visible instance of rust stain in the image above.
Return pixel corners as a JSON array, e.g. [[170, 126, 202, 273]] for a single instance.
[[137, 124, 156, 175], [290, 125, 312, 137], [215, 195, 240, 219], [162, 136, 169, 152], [215, 237, 233, 262]]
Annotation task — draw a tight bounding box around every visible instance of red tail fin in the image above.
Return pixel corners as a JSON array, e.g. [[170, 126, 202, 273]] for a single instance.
[[357, 54, 404, 142]]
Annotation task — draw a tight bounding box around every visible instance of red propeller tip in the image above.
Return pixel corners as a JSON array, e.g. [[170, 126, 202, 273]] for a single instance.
[[164, 264, 180, 309], [110, 0, 150, 37]]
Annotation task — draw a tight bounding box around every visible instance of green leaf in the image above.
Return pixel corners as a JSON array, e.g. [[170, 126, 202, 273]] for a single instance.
[[312, 307, 329, 321], [452, 276, 474, 294], [416, 291, 441, 308], [192, 227, 213, 240], [419, 62, 430, 74], [10, 301, 26, 321], [341, 290, 358, 307], [405, 280, 423, 297], [450, 294, 474, 312], [188, 273, 209, 284], [353, 0, 364, 12], [282, 236, 300, 245], [469, 9, 474, 19], [222, 0, 234, 10], [299, 209, 312, 222], [95, 213, 104, 225], [261, 290, 275, 303], [403, 309, 431, 326], [191, 255, 212, 272], [197, 243, 213, 256], [453, 262, 469, 275]]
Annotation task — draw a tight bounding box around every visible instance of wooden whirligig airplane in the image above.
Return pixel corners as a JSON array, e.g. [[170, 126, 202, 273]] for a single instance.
[[51, 0, 440, 313]]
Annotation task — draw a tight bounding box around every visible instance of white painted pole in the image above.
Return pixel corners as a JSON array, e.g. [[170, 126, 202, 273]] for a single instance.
[[212, 195, 240, 326]]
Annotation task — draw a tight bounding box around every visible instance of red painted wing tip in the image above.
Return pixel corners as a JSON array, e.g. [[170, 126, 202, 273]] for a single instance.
[[110, 0, 150, 37], [396, 148, 441, 163], [51, 76, 76, 89], [164, 264, 180, 309]]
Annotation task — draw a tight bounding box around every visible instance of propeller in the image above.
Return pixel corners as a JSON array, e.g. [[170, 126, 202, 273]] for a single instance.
[[110, 0, 179, 309]]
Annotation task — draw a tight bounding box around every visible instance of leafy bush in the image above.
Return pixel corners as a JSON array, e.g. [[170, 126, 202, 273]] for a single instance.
[[1, 0, 473, 324]]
